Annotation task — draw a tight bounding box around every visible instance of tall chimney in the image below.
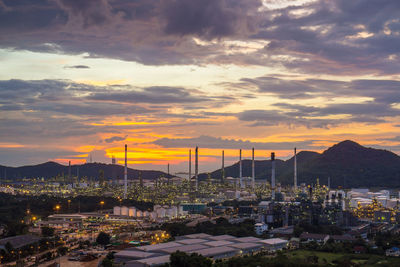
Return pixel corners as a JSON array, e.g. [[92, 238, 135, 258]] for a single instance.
[[221, 150, 225, 183], [271, 152, 276, 200], [252, 148, 255, 189], [195, 146, 198, 191], [68, 161, 71, 183], [239, 149, 243, 188], [189, 149, 191, 182], [124, 144, 127, 199], [294, 148, 297, 190], [77, 166, 79, 184], [167, 163, 170, 185]]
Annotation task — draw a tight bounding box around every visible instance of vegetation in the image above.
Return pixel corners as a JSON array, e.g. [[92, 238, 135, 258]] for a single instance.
[[161, 217, 255, 237], [96, 232, 111, 246]]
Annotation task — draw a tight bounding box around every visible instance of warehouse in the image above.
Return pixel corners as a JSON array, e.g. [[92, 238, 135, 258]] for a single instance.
[[116, 233, 289, 266]]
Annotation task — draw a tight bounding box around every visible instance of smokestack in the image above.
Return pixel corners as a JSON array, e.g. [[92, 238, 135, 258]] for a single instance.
[[294, 148, 297, 190], [124, 144, 127, 199], [167, 163, 170, 185], [271, 152, 276, 200], [195, 146, 198, 191], [68, 161, 71, 183], [77, 166, 79, 184], [239, 149, 243, 188], [328, 177, 331, 188], [252, 148, 255, 189], [189, 149, 191, 182], [221, 150, 225, 183]]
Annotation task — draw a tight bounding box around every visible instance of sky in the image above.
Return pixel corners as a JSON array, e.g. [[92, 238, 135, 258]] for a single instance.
[[1, 0, 400, 174]]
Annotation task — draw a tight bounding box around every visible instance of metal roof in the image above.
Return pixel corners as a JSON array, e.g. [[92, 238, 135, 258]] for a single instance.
[[159, 244, 210, 254], [205, 240, 234, 247], [175, 238, 208, 245], [234, 236, 262, 243], [196, 246, 239, 257], [136, 242, 183, 252], [228, 242, 263, 249], [115, 250, 156, 259], [208, 234, 236, 241]]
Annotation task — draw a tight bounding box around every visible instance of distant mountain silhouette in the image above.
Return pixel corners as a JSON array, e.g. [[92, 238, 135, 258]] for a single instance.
[[198, 140, 400, 188], [1, 140, 400, 188], [0, 162, 172, 181]]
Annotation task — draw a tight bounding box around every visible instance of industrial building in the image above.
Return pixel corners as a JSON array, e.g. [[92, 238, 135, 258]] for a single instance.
[[115, 233, 289, 266]]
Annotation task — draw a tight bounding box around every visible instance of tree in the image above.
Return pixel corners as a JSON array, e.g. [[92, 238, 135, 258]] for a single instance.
[[169, 251, 212, 267], [41, 226, 55, 237], [101, 257, 113, 267], [96, 232, 111, 246], [4, 242, 13, 253]]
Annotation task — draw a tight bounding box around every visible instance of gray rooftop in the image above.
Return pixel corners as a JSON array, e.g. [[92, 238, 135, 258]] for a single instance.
[[175, 238, 209, 245], [196, 246, 239, 257], [228, 242, 263, 250], [234, 236, 262, 243], [205, 240, 234, 247], [259, 238, 288, 245], [159, 244, 210, 254], [136, 241, 183, 252], [208, 234, 236, 241], [131, 255, 170, 266]]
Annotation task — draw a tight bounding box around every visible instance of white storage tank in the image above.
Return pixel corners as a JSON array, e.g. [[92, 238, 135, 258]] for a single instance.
[[113, 206, 121, 216], [178, 205, 183, 216], [129, 207, 136, 217], [150, 211, 157, 220], [157, 207, 166, 218], [136, 210, 143, 217], [121, 206, 129, 216], [171, 206, 178, 217]]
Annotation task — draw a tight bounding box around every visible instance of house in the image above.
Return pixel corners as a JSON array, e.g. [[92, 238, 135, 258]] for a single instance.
[[386, 247, 400, 257], [299, 233, 329, 244]]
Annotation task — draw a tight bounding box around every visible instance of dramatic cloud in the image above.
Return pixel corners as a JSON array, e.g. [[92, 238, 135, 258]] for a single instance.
[[104, 135, 127, 143], [153, 135, 320, 150], [0, 0, 398, 73]]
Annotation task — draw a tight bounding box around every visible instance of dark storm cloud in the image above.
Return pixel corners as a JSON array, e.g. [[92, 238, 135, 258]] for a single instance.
[[233, 75, 400, 128], [88, 86, 209, 104], [1, 0, 400, 73], [55, 0, 113, 27], [104, 135, 127, 143], [239, 76, 400, 105], [162, 0, 258, 39], [152, 135, 320, 150]]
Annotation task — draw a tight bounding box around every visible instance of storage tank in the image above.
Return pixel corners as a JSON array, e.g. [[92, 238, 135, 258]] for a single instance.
[[156, 207, 166, 218], [129, 207, 136, 217], [136, 210, 143, 217], [178, 205, 183, 216], [113, 206, 121, 216], [121, 206, 129, 216]]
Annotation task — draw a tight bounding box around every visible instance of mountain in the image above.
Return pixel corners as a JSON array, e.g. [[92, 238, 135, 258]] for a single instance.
[[0, 162, 172, 181], [199, 140, 400, 188], [1, 140, 400, 188]]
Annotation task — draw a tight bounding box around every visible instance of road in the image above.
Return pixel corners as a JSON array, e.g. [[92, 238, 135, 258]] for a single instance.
[[39, 255, 104, 267]]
